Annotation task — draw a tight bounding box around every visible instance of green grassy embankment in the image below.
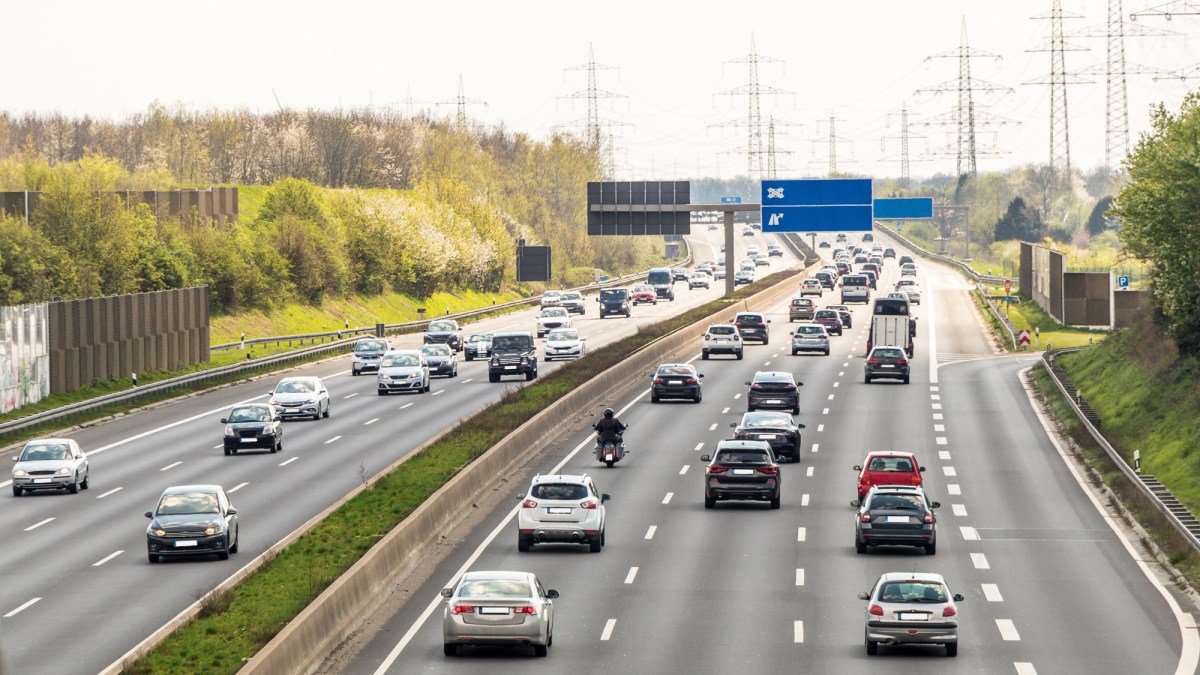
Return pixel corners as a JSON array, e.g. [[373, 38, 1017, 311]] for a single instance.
[[980, 291, 1102, 351]]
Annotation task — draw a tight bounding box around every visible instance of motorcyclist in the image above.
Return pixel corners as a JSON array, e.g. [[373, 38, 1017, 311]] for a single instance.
[[593, 408, 626, 449]]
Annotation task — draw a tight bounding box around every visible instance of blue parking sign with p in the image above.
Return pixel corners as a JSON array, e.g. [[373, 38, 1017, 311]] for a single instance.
[[1117, 275, 1130, 289]]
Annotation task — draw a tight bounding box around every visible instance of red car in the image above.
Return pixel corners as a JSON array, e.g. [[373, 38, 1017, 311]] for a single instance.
[[812, 309, 844, 336], [631, 284, 657, 305], [853, 451, 925, 500]]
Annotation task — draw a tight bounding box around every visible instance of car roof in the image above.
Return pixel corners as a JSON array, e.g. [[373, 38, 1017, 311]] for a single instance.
[[878, 571, 946, 585], [460, 570, 534, 582], [160, 484, 223, 496], [715, 439, 772, 451], [752, 371, 794, 380], [863, 451, 919, 461], [531, 473, 590, 485], [385, 349, 423, 356]]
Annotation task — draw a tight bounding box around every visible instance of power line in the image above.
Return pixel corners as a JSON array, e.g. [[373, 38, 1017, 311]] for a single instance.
[[882, 103, 929, 190], [712, 35, 796, 180], [810, 113, 852, 176], [561, 43, 628, 157], [438, 75, 488, 128], [1025, 0, 1090, 177]]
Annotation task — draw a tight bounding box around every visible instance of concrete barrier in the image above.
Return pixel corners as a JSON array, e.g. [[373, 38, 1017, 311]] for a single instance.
[[228, 267, 811, 675]]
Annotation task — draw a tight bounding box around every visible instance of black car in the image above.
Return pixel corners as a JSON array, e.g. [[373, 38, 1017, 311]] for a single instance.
[[424, 319, 463, 352], [145, 484, 239, 563], [852, 485, 939, 555], [598, 288, 632, 318], [220, 404, 283, 455], [818, 240, 831, 248], [463, 333, 492, 361], [864, 346, 910, 384], [883, 247, 896, 259], [731, 411, 804, 463], [734, 312, 771, 344], [701, 440, 781, 509], [420, 344, 458, 378], [862, 232, 874, 242], [814, 270, 836, 290], [899, 254, 914, 266], [488, 332, 538, 382], [651, 363, 703, 403], [746, 371, 802, 414]]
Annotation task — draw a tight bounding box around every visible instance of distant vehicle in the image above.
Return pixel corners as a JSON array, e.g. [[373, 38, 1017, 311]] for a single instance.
[[862, 232, 874, 242], [489, 332, 538, 382], [269, 376, 330, 419], [539, 291, 563, 308], [441, 570, 558, 657], [825, 304, 854, 328], [377, 350, 430, 394], [859, 572, 963, 656], [818, 240, 831, 248], [713, 267, 727, 280], [220, 404, 283, 455], [730, 411, 804, 463], [672, 267, 690, 282], [899, 254, 914, 266], [901, 285, 922, 305], [883, 248, 896, 258], [648, 268, 676, 301], [901, 262, 918, 276], [864, 346, 911, 384], [747, 245, 760, 256], [768, 243, 784, 257], [734, 312, 771, 343], [702, 324, 743, 360], [836, 233, 847, 242], [536, 307, 572, 338], [651, 363, 704, 403], [813, 309, 844, 336], [11, 438, 89, 496], [853, 486, 939, 555], [688, 272, 710, 289], [800, 279, 824, 297], [742, 226, 755, 236], [734, 268, 754, 285], [700, 440, 781, 509], [789, 297, 816, 322], [559, 291, 586, 315], [631, 284, 657, 305], [707, 222, 718, 231], [840, 274, 871, 304], [867, 296, 913, 357], [854, 451, 925, 500], [351, 338, 390, 376], [420, 343, 459, 378], [745, 370, 802, 414], [145, 484, 238, 563], [814, 270, 837, 290], [463, 333, 493, 361], [424, 319, 464, 352], [517, 474, 609, 552], [598, 288, 632, 317], [544, 328, 585, 361], [790, 324, 830, 356]]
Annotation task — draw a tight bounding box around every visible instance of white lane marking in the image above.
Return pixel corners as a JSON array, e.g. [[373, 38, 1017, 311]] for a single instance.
[[822, 408, 830, 415], [343, 392, 358, 399], [399, 403, 413, 409], [1014, 662, 1037, 675], [936, 437, 948, 445], [817, 424, 824, 432], [96, 487, 123, 499], [930, 386, 939, 392], [838, 371, 845, 377], [796, 569, 805, 586], [601, 618, 617, 641], [798, 527, 807, 542], [843, 362, 849, 367], [279, 457, 299, 467], [721, 407, 730, 414], [947, 484, 962, 495], [938, 450, 951, 460], [733, 393, 742, 400], [933, 413, 944, 420], [24, 518, 54, 532], [709, 423, 718, 431], [811, 443, 819, 453], [996, 619, 1020, 641], [943, 466, 957, 477], [432, 390, 444, 396], [624, 568, 638, 584], [325, 436, 342, 444], [645, 526, 657, 539], [4, 597, 41, 617], [662, 492, 674, 505], [953, 504, 968, 517], [794, 620, 804, 643], [679, 465, 689, 475], [801, 494, 810, 506], [961, 526, 980, 541], [972, 553, 990, 569], [93, 550, 123, 567], [460, 378, 473, 384], [764, 361, 771, 366], [806, 466, 814, 477], [827, 394, 835, 401], [228, 482, 249, 493], [934, 424, 946, 432], [364, 418, 380, 425], [694, 442, 705, 452], [833, 382, 840, 388], [212, 445, 222, 449], [159, 461, 182, 471], [931, 394, 941, 401], [932, 403, 943, 410], [982, 584, 1004, 602]]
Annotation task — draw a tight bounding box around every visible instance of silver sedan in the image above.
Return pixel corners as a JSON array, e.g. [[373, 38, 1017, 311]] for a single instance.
[[859, 571, 964, 657], [12, 438, 90, 496], [442, 570, 558, 657]]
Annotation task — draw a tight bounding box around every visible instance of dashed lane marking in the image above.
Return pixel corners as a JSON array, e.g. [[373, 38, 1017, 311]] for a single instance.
[[801, 494, 810, 506], [996, 619, 1020, 641], [432, 390, 444, 396], [96, 487, 123, 499], [794, 621, 805, 643], [160, 461, 182, 471], [364, 418, 380, 425], [938, 450, 951, 460], [932, 403, 943, 410], [93, 550, 123, 567], [982, 584, 1003, 602], [645, 526, 657, 540], [972, 553, 990, 569], [694, 443, 704, 452], [25, 518, 54, 532], [798, 527, 807, 542], [953, 504, 968, 517], [961, 526, 980, 541], [3, 598, 40, 618], [679, 465, 689, 475], [796, 569, 805, 586], [933, 413, 944, 420], [325, 436, 342, 444], [943, 466, 957, 477], [279, 457, 299, 467], [601, 618, 617, 641], [806, 466, 814, 477], [734, 393, 742, 400], [709, 424, 718, 431], [344, 393, 358, 399], [823, 408, 830, 415], [722, 407, 730, 414], [399, 403, 413, 409], [827, 394, 835, 401], [936, 437, 948, 445], [460, 378, 473, 384], [811, 443, 819, 453], [817, 424, 824, 432], [1014, 662, 1037, 674], [947, 484, 961, 495], [662, 492, 674, 505], [228, 482, 249, 493], [625, 568, 638, 584]]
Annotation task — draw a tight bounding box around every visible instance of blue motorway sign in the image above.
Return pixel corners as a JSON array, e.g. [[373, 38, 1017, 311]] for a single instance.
[[761, 178, 873, 233], [720, 196, 743, 204], [874, 197, 933, 219]]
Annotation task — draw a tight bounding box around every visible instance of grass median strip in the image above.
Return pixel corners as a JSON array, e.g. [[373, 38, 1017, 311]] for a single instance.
[[124, 271, 795, 674]]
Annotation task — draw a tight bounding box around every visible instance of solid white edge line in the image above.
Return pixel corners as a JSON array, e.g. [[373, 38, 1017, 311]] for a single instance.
[[93, 550, 124, 567], [600, 618, 617, 641], [372, 389, 650, 673], [3, 597, 41, 618], [1022, 368, 1200, 675]]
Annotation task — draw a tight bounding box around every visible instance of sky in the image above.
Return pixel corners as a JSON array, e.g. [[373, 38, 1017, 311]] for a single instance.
[[9, 0, 1200, 182]]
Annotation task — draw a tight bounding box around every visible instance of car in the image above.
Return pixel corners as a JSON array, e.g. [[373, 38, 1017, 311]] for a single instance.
[[746, 244, 760, 255], [813, 309, 844, 336], [899, 254, 914, 266], [854, 254, 869, 264], [862, 232, 874, 242], [864, 345, 911, 384], [883, 247, 896, 258], [740, 259, 756, 272], [886, 291, 909, 301], [859, 572, 964, 656], [351, 337, 390, 376], [894, 278, 917, 290], [220, 404, 283, 455], [836, 232, 847, 242], [731, 411, 804, 463], [145, 484, 238, 563], [861, 262, 881, 277], [818, 239, 831, 248], [648, 267, 676, 301], [442, 570, 558, 657], [377, 350, 431, 394], [868, 256, 883, 268], [543, 328, 585, 361], [826, 304, 853, 328], [814, 270, 837, 290], [713, 267, 727, 280], [754, 253, 770, 267], [742, 226, 755, 236], [11, 438, 89, 496], [695, 262, 713, 274], [901, 285, 922, 305], [835, 261, 852, 276], [707, 222, 718, 230], [720, 243, 726, 253], [788, 297, 816, 322], [463, 333, 493, 361], [791, 324, 830, 356], [536, 307, 572, 338], [853, 485, 940, 555], [539, 291, 563, 308], [517, 474, 609, 552], [421, 343, 459, 378], [651, 363, 703, 403], [901, 262, 918, 276], [700, 440, 781, 509], [630, 284, 657, 306], [558, 291, 585, 315], [862, 269, 878, 290], [745, 371, 802, 414], [800, 279, 824, 297], [489, 332, 539, 381], [734, 269, 754, 285], [597, 287, 632, 317], [269, 376, 331, 419], [768, 243, 784, 257], [840, 273, 871, 304], [424, 319, 464, 352], [854, 451, 925, 500], [702, 324, 744, 360], [734, 312, 770, 343], [688, 272, 711, 289], [672, 266, 690, 282]]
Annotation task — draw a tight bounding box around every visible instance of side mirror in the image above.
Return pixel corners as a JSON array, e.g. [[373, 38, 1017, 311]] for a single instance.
[[274, 416, 282, 422], [546, 589, 560, 599], [952, 593, 965, 602], [729, 422, 737, 428], [226, 507, 238, 516], [601, 493, 611, 503], [853, 465, 863, 471], [797, 381, 805, 386], [857, 591, 870, 600], [220, 418, 229, 424], [268, 389, 275, 394], [516, 493, 525, 500], [145, 511, 154, 518], [700, 454, 712, 462], [12, 456, 18, 461], [440, 588, 453, 598], [698, 373, 705, 378], [744, 381, 751, 386], [930, 501, 941, 509], [850, 499, 861, 508], [767, 319, 772, 323], [919, 466, 926, 472], [796, 423, 806, 429]]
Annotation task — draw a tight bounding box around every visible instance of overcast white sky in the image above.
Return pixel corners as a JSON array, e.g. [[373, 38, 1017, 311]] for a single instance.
[[9, 0, 1200, 181]]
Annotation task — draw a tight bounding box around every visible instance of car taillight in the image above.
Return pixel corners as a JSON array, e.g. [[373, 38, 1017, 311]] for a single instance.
[[707, 465, 729, 474], [758, 465, 779, 475], [580, 500, 598, 510], [513, 606, 537, 615], [703, 335, 710, 340], [911, 475, 921, 485], [685, 378, 697, 385], [750, 383, 764, 390], [732, 335, 740, 341], [867, 358, 880, 365], [943, 606, 957, 617], [452, 605, 474, 615], [861, 512, 872, 523], [868, 604, 884, 616], [896, 359, 908, 365], [782, 384, 796, 391], [924, 512, 934, 524], [654, 378, 664, 385], [521, 499, 538, 509]]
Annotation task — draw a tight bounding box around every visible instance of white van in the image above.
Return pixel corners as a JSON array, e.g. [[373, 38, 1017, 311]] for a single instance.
[[840, 274, 872, 304]]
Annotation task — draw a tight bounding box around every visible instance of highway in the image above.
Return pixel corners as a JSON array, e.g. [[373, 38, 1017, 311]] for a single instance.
[[0, 224, 798, 675], [331, 236, 1200, 674]]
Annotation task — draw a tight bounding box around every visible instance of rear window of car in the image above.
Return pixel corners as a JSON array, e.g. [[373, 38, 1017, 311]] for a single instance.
[[868, 493, 924, 510], [795, 325, 823, 335], [709, 325, 735, 335], [716, 451, 771, 464], [843, 275, 868, 285], [742, 413, 789, 427], [878, 581, 946, 603], [815, 310, 837, 319], [736, 313, 765, 323], [866, 456, 916, 472], [459, 580, 529, 598], [872, 348, 905, 359], [648, 270, 672, 285], [791, 299, 812, 306], [657, 366, 695, 376], [754, 373, 793, 384], [531, 483, 589, 500]]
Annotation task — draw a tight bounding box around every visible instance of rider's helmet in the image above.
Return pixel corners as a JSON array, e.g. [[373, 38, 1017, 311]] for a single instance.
[[603, 408, 615, 418]]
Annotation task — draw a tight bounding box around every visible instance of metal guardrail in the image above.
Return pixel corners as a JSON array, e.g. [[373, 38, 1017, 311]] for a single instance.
[[876, 225, 1006, 286], [1041, 348, 1200, 553]]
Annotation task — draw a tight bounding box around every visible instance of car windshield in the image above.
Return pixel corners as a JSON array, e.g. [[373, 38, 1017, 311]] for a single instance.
[[275, 379, 314, 394], [421, 345, 452, 356], [541, 308, 568, 317], [742, 413, 789, 428], [879, 581, 947, 604], [20, 443, 71, 461], [459, 579, 530, 598], [228, 407, 270, 423], [867, 456, 916, 472], [467, 334, 491, 343], [815, 311, 837, 319], [542, 292, 561, 299], [869, 493, 924, 510], [428, 321, 457, 332], [561, 292, 581, 300], [355, 340, 387, 353], [492, 335, 531, 351], [796, 326, 823, 335], [648, 271, 671, 285], [716, 451, 770, 464], [531, 483, 588, 500], [549, 330, 580, 341], [601, 289, 627, 299], [633, 285, 653, 293], [657, 366, 695, 376], [381, 354, 419, 367], [157, 492, 220, 515], [709, 326, 735, 335]]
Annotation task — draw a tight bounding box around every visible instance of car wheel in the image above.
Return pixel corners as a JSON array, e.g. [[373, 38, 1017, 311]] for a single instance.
[[792, 405, 800, 415], [518, 536, 532, 552], [224, 447, 232, 456], [925, 542, 937, 555], [590, 535, 602, 553], [702, 351, 709, 360], [866, 634, 878, 655], [945, 642, 958, 657], [526, 370, 536, 381], [864, 375, 872, 384], [148, 553, 159, 564], [824, 349, 830, 356], [694, 393, 702, 403], [747, 404, 756, 412], [903, 375, 910, 384], [424, 381, 431, 392], [763, 337, 769, 345], [856, 539, 867, 554], [534, 644, 548, 657], [80, 473, 89, 490], [217, 537, 230, 560], [770, 496, 781, 510], [651, 395, 660, 403], [465, 353, 473, 362], [489, 373, 500, 383], [443, 644, 458, 657], [791, 349, 798, 356], [230, 528, 239, 554], [270, 440, 279, 453], [312, 410, 321, 421], [67, 477, 79, 494], [736, 351, 743, 360], [322, 403, 330, 418], [12, 485, 21, 497], [352, 369, 359, 377], [704, 495, 716, 509], [600, 529, 606, 546], [377, 389, 387, 396]]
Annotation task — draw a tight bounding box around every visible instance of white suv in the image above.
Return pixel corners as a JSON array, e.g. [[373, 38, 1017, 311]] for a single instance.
[[702, 323, 744, 360], [517, 474, 609, 552]]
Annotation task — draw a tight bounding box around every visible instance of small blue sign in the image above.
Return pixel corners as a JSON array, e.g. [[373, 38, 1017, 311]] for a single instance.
[[874, 198, 934, 219], [1117, 275, 1130, 288], [720, 196, 742, 204], [761, 179, 873, 233]]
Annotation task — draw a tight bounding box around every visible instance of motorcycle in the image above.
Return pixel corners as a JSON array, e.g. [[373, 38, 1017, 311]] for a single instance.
[[593, 423, 629, 467]]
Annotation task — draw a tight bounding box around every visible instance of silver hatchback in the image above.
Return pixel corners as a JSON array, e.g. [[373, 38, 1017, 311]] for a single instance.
[[12, 438, 89, 496], [442, 571, 558, 657], [790, 324, 830, 356], [859, 572, 965, 657]]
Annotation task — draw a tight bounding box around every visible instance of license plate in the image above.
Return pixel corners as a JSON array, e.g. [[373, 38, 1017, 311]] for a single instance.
[[886, 515, 910, 523], [174, 540, 197, 548], [504, 365, 516, 370], [805, 338, 819, 343], [732, 469, 755, 476], [759, 434, 777, 440], [669, 380, 683, 385], [547, 507, 571, 514], [241, 437, 257, 443], [716, 339, 729, 343], [881, 364, 894, 368], [478, 607, 508, 615], [897, 612, 928, 621], [766, 399, 782, 404], [33, 478, 50, 484]]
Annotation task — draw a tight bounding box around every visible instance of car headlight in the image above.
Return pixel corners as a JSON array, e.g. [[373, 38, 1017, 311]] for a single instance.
[[205, 526, 222, 536], [268, 398, 278, 406], [409, 372, 422, 379], [56, 467, 72, 475], [304, 398, 316, 405], [13, 468, 27, 477], [490, 357, 500, 366], [153, 528, 166, 537], [224, 426, 237, 437]]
